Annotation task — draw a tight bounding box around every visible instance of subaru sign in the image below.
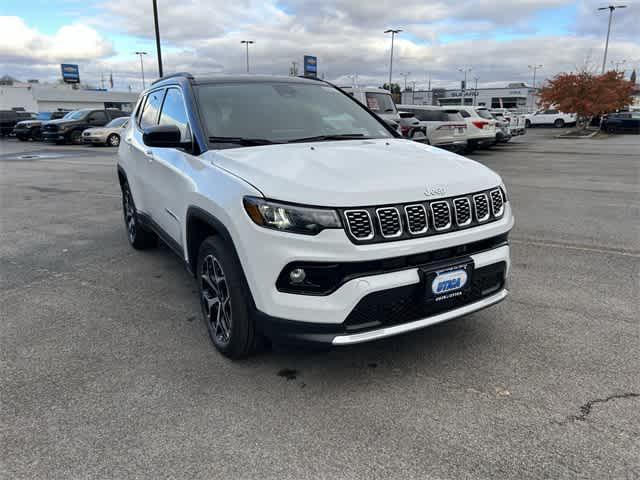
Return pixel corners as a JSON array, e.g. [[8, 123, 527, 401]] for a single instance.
[[303, 55, 317, 78], [61, 64, 80, 84]]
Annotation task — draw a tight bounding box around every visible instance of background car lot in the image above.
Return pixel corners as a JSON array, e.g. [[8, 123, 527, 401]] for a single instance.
[[1, 130, 638, 479]]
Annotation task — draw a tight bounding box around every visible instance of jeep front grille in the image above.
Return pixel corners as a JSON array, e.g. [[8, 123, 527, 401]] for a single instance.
[[473, 193, 490, 222], [404, 204, 428, 234], [490, 189, 504, 217], [344, 210, 374, 240], [376, 207, 402, 238], [341, 188, 507, 244], [430, 201, 451, 231]]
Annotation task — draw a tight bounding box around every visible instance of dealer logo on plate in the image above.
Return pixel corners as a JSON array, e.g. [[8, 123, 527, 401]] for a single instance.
[[432, 269, 468, 295]]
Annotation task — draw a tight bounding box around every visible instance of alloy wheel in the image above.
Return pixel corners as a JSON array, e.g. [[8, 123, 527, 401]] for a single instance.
[[201, 255, 232, 346], [108, 134, 120, 147], [123, 187, 136, 243]]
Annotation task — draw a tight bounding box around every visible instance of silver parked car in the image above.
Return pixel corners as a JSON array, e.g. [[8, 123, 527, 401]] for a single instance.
[[82, 116, 129, 147]]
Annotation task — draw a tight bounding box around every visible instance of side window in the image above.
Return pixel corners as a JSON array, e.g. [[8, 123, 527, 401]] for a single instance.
[[159, 88, 191, 141], [139, 90, 164, 129], [89, 111, 107, 124], [459, 110, 471, 118]]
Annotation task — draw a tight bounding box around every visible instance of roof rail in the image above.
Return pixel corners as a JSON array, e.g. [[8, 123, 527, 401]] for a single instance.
[[151, 72, 194, 85]]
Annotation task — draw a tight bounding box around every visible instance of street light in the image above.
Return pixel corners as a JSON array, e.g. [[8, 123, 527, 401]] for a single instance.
[[384, 29, 402, 93], [152, 0, 163, 77], [610, 59, 626, 71], [528, 64, 543, 89], [399, 72, 411, 91], [473, 76, 479, 105], [135, 51, 147, 89], [241, 40, 255, 73], [458, 67, 472, 105], [598, 5, 627, 74]]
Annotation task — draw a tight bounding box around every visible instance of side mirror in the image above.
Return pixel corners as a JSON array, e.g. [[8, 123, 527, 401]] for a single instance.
[[143, 125, 183, 148]]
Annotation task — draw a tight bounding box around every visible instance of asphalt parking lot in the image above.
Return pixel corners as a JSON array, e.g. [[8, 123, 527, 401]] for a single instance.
[[1, 130, 639, 479]]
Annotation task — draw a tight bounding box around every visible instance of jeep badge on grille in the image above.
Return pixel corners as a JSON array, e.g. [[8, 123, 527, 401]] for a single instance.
[[425, 186, 446, 197]]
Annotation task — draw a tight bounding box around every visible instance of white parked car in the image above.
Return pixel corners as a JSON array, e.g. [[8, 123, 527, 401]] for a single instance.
[[525, 109, 576, 128], [397, 105, 467, 151], [341, 86, 401, 124], [117, 74, 513, 358], [490, 109, 527, 136], [442, 106, 497, 151]]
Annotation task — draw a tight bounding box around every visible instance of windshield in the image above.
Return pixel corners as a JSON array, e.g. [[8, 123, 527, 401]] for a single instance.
[[364, 92, 397, 114], [65, 110, 89, 120], [195, 82, 393, 144], [106, 117, 128, 128], [476, 109, 494, 120]]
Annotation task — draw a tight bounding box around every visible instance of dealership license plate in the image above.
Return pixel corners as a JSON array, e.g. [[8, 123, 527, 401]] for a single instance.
[[421, 261, 473, 302]]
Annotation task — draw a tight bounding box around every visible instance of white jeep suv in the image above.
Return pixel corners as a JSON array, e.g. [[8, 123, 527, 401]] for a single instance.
[[117, 74, 514, 358]]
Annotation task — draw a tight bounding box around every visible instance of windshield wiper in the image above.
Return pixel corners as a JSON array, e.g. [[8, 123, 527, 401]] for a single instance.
[[287, 133, 371, 143], [208, 136, 282, 146]]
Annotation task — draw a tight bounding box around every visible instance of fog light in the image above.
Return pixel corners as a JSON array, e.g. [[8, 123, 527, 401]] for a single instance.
[[289, 268, 306, 284]]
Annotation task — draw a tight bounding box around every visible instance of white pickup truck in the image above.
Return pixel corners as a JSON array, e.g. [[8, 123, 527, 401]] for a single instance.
[[525, 109, 576, 128]]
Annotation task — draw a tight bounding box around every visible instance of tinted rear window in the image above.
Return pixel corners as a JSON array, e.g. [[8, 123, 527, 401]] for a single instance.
[[410, 110, 448, 121], [476, 109, 494, 120]]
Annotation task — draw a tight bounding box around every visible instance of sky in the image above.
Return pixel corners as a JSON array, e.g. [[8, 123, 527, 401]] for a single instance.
[[1, 0, 639, 91]]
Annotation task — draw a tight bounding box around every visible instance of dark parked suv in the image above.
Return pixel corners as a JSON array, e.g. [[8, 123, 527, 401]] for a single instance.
[[0, 110, 33, 137], [42, 108, 128, 144], [13, 111, 69, 141]]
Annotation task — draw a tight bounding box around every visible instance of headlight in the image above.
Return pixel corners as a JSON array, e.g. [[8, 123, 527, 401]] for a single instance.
[[243, 197, 342, 235], [58, 125, 68, 132]]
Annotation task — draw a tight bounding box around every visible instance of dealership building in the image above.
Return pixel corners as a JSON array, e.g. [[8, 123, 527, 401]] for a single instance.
[[401, 83, 539, 111], [0, 81, 139, 113]]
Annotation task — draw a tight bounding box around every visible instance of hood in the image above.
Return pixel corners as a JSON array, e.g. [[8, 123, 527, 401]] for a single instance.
[[45, 118, 77, 125], [206, 138, 502, 206], [16, 120, 40, 127]]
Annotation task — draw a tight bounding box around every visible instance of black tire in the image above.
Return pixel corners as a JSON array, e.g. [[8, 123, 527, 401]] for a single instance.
[[607, 126, 616, 134], [525, 119, 531, 128], [69, 130, 82, 144], [31, 128, 42, 141], [107, 134, 120, 147], [17, 136, 28, 142], [121, 182, 157, 249], [554, 119, 565, 128], [197, 236, 257, 359]]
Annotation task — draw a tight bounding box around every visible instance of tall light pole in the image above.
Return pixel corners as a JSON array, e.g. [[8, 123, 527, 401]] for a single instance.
[[135, 51, 147, 89], [598, 5, 627, 74], [473, 76, 479, 105], [610, 59, 626, 71], [528, 64, 543, 89], [152, 0, 163, 78], [384, 29, 402, 93], [399, 72, 410, 91], [458, 67, 472, 106], [241, 40, 255, 73]]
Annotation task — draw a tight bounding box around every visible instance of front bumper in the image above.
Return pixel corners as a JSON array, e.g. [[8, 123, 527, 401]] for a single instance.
[[42, 132, 65, 142], [83, 135, 107, 144], [234, 203, 513, 333]]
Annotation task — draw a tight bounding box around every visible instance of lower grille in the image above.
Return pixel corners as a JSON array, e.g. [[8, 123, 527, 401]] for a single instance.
[[344, 262, 506, 331]]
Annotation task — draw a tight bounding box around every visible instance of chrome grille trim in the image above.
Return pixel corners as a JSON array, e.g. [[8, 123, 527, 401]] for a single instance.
[[375, 207, 403, 238], [473, 194, 490, 222], [404, 204, 428, 234], [453, 197, 472, 226], [430, 201, 452, 231], [344, 210, 374, 240], [490, 188, 505, 217]]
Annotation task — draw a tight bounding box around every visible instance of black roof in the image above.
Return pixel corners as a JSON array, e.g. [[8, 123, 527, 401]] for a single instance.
[[151, 73, 323, 88]]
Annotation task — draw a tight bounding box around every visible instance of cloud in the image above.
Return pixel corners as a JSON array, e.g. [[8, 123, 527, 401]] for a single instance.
[[1, 1, 639, 91], [0, 16, 114, 63]]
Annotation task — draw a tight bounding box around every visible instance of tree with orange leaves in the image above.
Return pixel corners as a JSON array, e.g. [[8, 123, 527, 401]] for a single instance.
[[538, 70, 634, 129]]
